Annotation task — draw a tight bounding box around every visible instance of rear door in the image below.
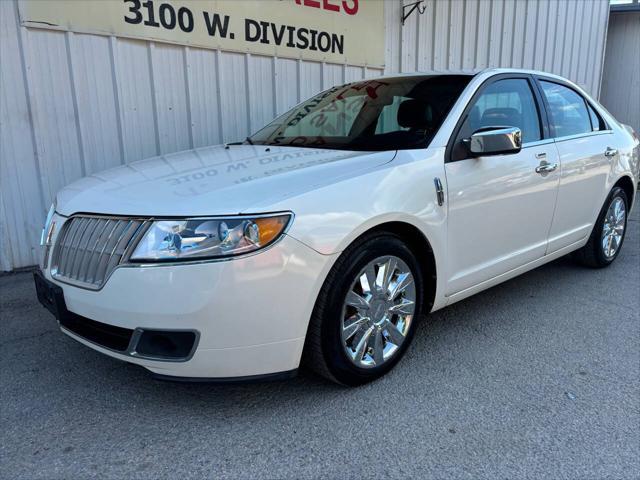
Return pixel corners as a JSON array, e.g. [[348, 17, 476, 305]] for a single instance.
[[535, 78, 615, 253], [444, 75, 560, 296]]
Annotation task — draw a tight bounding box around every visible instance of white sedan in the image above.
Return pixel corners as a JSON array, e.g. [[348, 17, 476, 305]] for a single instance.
[[35, 68, 638, 386]]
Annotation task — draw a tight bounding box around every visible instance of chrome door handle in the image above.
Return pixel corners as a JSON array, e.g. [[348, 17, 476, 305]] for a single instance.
[[535, 160, 558, 174], [604, 147, 618, 158]]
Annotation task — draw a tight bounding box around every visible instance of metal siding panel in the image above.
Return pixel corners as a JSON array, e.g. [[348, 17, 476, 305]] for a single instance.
[[384, 0, 401, 74], [24, 28, 84, 202], [115, 39, 158, 162], [462, 0, 479, 70], [401, 7, 418, 72], [533, 0, 550, 70], [448, 0, 464, 70], [322, 63, 344, 90], [345, 66, 365, 82], [500, 0, 516, 67], [299, 61, 322, 100], [601, 12, 640, 132], [151, 43, 192, 154], [69, 33, 123, 174], [275, 58, 298, 115], [475, 0, 491, 68], [218, 51, 248, 143], [247, 55, 276, 134], [417, 0, 436, 71], [433, 0, 451, 70], [543, 0, 559, 73], [186, 47, 222, 147]]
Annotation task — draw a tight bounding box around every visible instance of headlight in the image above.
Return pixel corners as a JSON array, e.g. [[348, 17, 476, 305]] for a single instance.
[[40, 202, 56, 247], [130, 213, 292, 261]]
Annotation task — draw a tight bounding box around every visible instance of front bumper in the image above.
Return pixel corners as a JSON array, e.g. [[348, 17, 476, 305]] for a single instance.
[[37, 235, 336, 380]]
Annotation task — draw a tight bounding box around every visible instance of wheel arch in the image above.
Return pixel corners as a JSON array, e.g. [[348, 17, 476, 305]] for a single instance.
[[613, 175, 636, 211]]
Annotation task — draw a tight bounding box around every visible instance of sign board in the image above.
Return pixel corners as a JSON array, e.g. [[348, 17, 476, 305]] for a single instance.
[[19, 0, 385, 67]]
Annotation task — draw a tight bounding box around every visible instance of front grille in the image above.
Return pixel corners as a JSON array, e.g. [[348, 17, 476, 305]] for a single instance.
[[52, 216, 146, 289]]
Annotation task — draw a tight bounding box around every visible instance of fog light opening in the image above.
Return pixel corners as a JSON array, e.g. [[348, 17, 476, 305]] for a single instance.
[[133, 330, 197, 361]]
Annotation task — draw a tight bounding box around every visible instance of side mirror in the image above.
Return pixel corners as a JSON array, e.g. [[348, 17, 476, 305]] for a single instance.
[[464, 126, 522, 157]]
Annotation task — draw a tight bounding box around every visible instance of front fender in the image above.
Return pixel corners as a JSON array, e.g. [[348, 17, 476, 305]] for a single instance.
[[269, 148, 450, 310]]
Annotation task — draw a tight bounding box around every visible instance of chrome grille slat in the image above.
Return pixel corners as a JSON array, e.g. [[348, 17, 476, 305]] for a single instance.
[[52, 216, 147, 290], [58, 219, 81, 276], [75, 218, 102, 281], [82, 219, 112, 283]]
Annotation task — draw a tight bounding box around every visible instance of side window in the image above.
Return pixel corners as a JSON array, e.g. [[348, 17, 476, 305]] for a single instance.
[[539, 81, 592, 137], [588, 104, 605, 131], [458, 78, 542, 146]]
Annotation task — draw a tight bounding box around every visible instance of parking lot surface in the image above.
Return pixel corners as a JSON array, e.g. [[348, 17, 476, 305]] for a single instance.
[[1, 207, 638, 480]]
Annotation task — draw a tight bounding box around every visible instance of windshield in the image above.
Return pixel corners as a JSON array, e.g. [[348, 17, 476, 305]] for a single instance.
[[248, 75, 472, 151]]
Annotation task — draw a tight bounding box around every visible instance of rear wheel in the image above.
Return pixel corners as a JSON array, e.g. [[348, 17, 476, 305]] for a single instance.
[[573, 187, 628, 268], [303, 233, 424, 386]]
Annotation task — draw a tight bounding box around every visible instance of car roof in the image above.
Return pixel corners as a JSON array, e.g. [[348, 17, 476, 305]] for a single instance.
[[372, 68, 569, 82]]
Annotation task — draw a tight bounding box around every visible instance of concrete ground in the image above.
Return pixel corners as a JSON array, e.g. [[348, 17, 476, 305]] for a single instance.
[[1, 207, 638, 480]]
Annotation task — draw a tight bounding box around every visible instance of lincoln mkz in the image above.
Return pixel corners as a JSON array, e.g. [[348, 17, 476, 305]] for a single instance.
[[35, 69, 639, 385]]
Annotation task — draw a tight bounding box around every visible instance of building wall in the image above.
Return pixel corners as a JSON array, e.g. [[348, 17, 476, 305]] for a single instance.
[[0, 0, 610, 271], [600, 11, 640, 133]]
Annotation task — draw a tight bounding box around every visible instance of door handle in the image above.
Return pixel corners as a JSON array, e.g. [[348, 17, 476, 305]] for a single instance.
[[535, 160, 558, 174], [604, 147, 618, 158]]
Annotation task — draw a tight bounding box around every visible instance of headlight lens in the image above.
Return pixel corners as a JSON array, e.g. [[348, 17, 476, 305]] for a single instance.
[[130, 213, 292, 261], [40, 202, 56, 247]]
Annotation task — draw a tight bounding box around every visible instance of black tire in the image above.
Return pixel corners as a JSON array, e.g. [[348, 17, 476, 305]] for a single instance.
[[303, 232, 424, 386], [573, 186, 629, 268]]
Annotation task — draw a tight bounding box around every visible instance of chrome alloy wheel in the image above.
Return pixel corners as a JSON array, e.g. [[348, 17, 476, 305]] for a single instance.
[[602, 197, 626, 258], [341, 256, 416, 368]]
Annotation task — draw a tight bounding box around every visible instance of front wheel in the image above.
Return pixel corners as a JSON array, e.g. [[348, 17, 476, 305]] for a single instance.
[[303, 233, 424, 386], [573, 186, 629, 268]]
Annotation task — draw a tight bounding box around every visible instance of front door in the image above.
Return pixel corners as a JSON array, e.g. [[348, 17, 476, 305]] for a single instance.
[[444, 76, 559, 296]]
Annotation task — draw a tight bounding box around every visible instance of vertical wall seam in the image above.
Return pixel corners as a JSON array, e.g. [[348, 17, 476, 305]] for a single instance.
[[272, 56, 279, 115], [459, 0, 466, 69], [597, 1, 611, 99], [63, 31, 86, 177], [473, 1, 481, 68], [549, 0, 561, 72], [214, 49, 224, 142], [297, 58, 302, 102], [498, 0, 506, 67], [107, 36, 126, 164], [430, 2, 436, 70], [182, 46, 194, 149], [510, 0, 518, 67], [414, 9, 420, 72], [147, 42, 161, 155], [245, 52, 252, 133]]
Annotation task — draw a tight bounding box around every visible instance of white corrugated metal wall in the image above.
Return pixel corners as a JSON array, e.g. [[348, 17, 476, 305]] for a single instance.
[[0, 0, 610, 271], [600, 10, 640, 134]]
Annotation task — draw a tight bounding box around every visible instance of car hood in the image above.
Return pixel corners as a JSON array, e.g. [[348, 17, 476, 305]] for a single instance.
[[56, 145, 396, 217]]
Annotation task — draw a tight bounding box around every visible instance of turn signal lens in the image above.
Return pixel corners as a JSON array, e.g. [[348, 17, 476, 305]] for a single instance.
[[254, 216, 290, 245]]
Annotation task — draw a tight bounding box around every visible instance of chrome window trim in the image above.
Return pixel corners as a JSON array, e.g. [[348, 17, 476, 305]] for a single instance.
[[552, 130, 614, 144], [521, 139, 555, 148]]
